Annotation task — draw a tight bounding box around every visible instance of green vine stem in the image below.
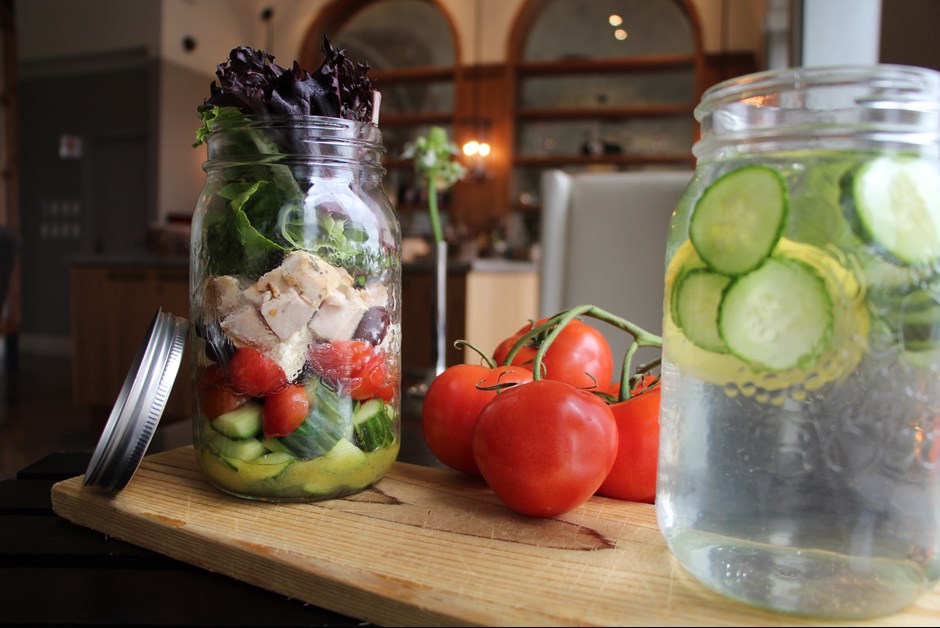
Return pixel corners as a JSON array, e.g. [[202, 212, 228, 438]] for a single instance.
[[454, 338, 497, 369], [499, 304, 663, 403]]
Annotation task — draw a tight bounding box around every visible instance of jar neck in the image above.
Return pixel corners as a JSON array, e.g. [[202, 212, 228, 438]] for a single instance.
[[203, 114, 386, 176], [694, 65, 940, 160]]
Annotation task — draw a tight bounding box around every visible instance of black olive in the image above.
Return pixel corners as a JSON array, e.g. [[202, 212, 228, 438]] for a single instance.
[[353, 306, 389, 345]]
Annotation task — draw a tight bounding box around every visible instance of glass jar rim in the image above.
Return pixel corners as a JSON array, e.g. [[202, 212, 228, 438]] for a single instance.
[[693, 64, 940, 159], [202, 112, 387, 173], [696, 64, 940, 121]]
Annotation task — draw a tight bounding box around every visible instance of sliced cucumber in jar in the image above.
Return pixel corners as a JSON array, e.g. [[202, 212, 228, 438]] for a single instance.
[[719, 257, 834, 371], [671, 268, 731, 353], [689, 165, 788, 276], [844, 155, 940, 266]]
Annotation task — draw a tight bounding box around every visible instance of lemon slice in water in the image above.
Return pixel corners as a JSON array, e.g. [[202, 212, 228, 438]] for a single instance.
[[663, 238, 869, 394]]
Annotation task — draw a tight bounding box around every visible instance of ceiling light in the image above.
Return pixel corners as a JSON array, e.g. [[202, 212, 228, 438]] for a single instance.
[[609, 14, 623, 27], [614, 28, 628, 41]]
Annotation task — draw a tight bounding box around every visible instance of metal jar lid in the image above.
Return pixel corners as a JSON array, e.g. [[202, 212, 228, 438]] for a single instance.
[[83, 308, 189, 492]]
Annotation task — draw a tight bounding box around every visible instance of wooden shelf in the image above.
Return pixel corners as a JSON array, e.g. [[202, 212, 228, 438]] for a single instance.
[[378, 112, 454, 127], [517, 54, 697, 77], [517, 103, 694, 120]]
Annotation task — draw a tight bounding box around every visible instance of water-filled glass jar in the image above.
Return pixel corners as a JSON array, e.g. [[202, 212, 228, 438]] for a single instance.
[[657, 65, 940, 618], [189, 114, 401, 502]]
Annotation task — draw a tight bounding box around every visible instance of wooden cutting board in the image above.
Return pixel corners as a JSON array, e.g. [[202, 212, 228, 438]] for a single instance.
[[51, 446, 940, 627]]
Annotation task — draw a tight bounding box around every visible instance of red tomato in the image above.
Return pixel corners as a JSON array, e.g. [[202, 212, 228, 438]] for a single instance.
[[473, 379, 618, 517], [308, 340, 396, 402], [596, 377, 661, 503], [421, 364, 533, 476], [228, 347, 287, 397], [493, 318, 613, 391], [197, 364, 247, 419], [262, 384, 310, 438]]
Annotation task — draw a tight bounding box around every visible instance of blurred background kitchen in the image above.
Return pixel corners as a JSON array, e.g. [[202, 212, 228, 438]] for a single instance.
[[1, 0, 938, 477]]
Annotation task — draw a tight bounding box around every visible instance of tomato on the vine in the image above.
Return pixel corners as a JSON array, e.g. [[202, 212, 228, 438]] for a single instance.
[[493, 318, 614, 390], [228, 347, 287, 397], [422, 364, 533, 476], [596, 375, 661, 503], [308, 340, 396, 402], [472, 379, 618, 517], [262, 384, 310, 438]]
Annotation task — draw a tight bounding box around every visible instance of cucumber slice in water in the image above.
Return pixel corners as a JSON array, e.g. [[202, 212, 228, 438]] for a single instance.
[[846, 155, 940, 266], [672, 268, 731, 353], [719, 257, 833, 371], [689, 165, 788, 276]]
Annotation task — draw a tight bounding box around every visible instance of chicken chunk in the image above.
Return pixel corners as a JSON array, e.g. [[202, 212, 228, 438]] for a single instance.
[[309, 283, 369, 341]]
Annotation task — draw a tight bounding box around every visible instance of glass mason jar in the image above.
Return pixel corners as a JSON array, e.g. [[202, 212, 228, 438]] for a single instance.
[[189, 115, 402, 502], [657, 65, 940, 618]]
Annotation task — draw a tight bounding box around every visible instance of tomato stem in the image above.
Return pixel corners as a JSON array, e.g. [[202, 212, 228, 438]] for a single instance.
[[454, 339, 496, 368], [502, 304, 663, 403]]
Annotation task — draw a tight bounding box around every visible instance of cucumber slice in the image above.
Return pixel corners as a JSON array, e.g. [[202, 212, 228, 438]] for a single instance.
[[719, 257, 833, 371], [210, 402, 262, 440], [225, 451, 294, 480], [302, 438, 368, 495], [352, 398, 394, 452], [671, 268, 731, 353], [206, 432, 268, 461], [273, 380, 351, 460], [899, 290, 940, 352], [845, 155, 940, 266], [689, 165, 788, 276]]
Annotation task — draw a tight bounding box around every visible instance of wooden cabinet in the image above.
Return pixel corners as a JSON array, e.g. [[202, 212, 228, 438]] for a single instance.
[[70, 262, 192, 422], [400, 261, 468, 383]]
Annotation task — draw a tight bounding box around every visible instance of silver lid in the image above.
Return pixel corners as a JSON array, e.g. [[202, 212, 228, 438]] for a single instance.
[[84, 308, 189, 492]]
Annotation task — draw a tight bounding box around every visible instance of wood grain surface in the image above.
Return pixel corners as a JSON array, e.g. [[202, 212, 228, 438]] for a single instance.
[[51, 447, 940, 627]]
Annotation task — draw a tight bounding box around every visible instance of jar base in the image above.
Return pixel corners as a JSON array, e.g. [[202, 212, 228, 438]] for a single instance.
[[666, 528, 930, 619]]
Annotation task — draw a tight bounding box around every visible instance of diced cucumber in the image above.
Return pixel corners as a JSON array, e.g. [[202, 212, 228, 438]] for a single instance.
[[206, 431, 268, 461], [719, 257, 833, 371], [671, 268, 731, 353], [210, 402, 262, 440], [352, 398, 394, 452], [689, 165, 788, 275], [225, 451, 294, 480], [844, 155, 940, 266]]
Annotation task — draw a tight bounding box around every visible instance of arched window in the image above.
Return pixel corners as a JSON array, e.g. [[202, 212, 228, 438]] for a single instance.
[[508, 0, 704, 208]]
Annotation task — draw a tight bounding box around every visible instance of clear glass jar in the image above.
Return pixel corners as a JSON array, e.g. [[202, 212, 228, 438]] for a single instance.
[[657, 65, 940, 618], [189, 115, 401, 502]]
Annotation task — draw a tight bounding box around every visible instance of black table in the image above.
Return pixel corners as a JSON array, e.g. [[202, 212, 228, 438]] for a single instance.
[[1, 399, 441, 626]]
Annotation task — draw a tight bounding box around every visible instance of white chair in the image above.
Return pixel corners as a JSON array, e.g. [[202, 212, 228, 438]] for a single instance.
[[539, 168, 692, 379]]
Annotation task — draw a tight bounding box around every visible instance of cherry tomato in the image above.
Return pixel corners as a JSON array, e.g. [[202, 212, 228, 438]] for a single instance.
[[228, 347, 287, 397], [596, 376, 661, 503], [473, 379, 618, 517], [308, 340, 396, 402], [422, 364, 533, 476], [262, 384, 310, 438], [197, 364, 247, 419], [493, 318, 614, 391]]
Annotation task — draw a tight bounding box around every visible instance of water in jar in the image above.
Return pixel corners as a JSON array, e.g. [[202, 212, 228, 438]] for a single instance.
[[657, 149, 940, 618]]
